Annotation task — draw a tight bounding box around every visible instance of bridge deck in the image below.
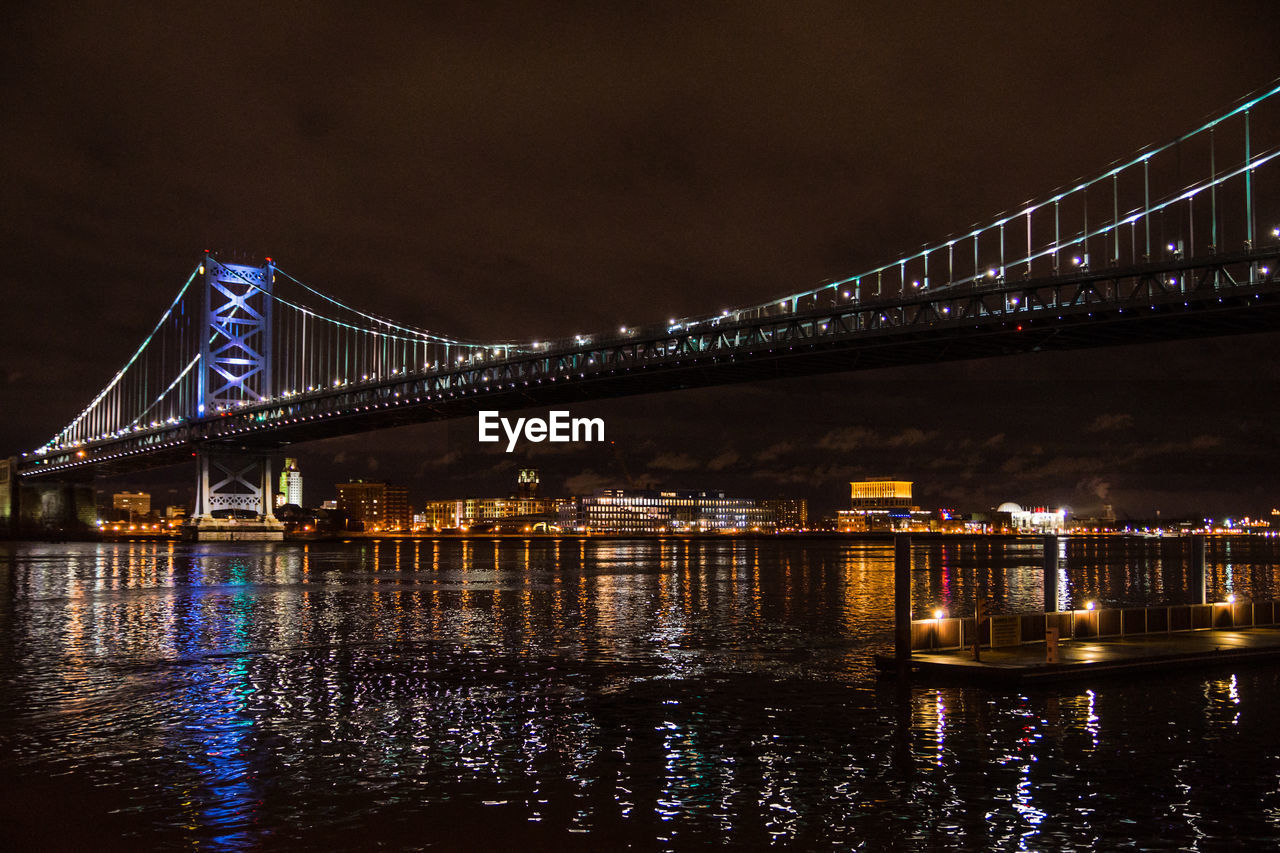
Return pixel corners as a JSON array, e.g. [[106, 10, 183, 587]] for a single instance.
[[880, 626, 1280, 685]]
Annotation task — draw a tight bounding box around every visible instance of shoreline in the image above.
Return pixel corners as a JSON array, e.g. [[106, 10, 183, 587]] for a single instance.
[[54, 529, 1280, 545]]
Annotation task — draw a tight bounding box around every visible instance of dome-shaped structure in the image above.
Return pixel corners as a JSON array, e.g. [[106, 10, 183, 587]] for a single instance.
[[996, 502, 1023, 514]]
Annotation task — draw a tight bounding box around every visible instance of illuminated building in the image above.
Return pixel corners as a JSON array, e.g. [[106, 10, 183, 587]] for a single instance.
[[997, 502, 1067, 534], [420, 469, 559, 531], [849, 479, 913, 508], [421, 496, 559, 530], [516, 468, 539, 499], [560, 489, 773, 533], [761, 497, 808, 530], [838, 478, 916, 532], [278, 457, 303, 507], [336, 480, 411, 531], [112, 491, 151, 521]]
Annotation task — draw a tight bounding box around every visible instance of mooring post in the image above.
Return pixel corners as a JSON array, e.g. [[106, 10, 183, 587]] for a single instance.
[[1190, 534, 1207, 605], [894, 533, 912, 669], [1043, 534, 1059, 613]]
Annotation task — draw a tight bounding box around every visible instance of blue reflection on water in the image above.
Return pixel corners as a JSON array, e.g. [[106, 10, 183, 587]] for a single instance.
[[175, 553, 260, 849]]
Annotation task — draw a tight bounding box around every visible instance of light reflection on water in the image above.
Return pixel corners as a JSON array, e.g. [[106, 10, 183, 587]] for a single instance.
[[0, 536, 1279, 849]]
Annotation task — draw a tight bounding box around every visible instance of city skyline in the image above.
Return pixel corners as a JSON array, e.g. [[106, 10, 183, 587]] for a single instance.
[[94, 461, 1273, 532], [4, 3, 1280, 519]]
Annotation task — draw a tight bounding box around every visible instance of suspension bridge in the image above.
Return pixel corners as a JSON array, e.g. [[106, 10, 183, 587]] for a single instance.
[[5, 82, 1280, 538]]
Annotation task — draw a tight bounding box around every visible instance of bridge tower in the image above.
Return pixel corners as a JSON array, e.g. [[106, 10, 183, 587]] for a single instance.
[[185, 255, 284, 541]]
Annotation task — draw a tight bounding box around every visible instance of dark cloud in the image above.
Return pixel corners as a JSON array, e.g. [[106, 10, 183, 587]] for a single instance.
[[707, 450, 740, 472], [648, 453, 701, 472], [754, 441, 795, 463], [1088, 413, 1135, 433], [563, 469, 615, 496]]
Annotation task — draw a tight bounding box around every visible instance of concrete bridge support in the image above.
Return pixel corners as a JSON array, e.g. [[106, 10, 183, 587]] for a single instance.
[[183, 451, 283, 541], [1, 456, 97, 539], [0, 457, 14, 538]]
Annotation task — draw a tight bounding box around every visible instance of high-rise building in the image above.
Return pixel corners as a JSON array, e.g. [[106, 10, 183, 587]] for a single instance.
[[336, 480, 411, 531], [278, 457, 303, 507]]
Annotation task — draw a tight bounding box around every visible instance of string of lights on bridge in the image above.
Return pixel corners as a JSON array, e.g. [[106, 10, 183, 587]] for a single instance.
[[27, 78, 1280, 465]]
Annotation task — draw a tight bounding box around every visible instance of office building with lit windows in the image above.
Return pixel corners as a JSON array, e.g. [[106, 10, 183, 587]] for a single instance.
[[837, 478, 917, 532], [421, 496, 558, 530], [336, 480, 411, 531], [418, 468, 561, 531], [559, 489, 773, 533], [112, 491, 151, 521], [761, 497, 808, 531]]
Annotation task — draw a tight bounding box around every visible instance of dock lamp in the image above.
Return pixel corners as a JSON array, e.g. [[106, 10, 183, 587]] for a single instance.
[[930, 609, 946, 650], [1220, 594, 1237, 628]]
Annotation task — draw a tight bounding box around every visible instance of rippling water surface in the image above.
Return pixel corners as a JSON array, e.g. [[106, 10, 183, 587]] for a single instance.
[[2, 536, 1279, 850]]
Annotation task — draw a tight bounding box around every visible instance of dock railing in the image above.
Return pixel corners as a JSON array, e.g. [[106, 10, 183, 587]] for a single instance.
[[911, 600, 1276, 653]]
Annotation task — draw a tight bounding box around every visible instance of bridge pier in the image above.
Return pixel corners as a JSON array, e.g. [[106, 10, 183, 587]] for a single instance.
[[183, 451, 283, 541], [0, 457, 14, 538]]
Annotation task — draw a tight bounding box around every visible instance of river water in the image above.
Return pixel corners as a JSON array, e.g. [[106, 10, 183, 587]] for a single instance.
[[2, 536, 1279, 850]]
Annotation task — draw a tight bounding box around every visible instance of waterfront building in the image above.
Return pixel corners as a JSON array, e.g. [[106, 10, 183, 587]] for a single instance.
[[421, 496, 559, 531], [761, 497, 808, 531], [559, 489, 773, 533], [336, 480, 411, 531], [998, 502, 1067, 534], [112, 491, 151, 521], [838, 478, 916, 532], [849, 479, 913, 508], [419, 469, 561, 531]]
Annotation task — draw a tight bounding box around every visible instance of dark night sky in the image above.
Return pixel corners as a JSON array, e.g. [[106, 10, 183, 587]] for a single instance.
[[2, 2, 1279, 520]]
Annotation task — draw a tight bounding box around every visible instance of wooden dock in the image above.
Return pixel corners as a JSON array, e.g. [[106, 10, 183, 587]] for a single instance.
[[878, 626, 1280, 685]]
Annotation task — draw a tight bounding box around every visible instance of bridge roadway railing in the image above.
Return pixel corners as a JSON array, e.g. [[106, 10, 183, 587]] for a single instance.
[[20, 245, 1280, 479]]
